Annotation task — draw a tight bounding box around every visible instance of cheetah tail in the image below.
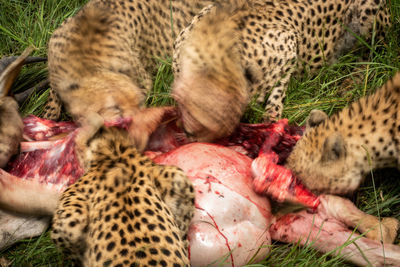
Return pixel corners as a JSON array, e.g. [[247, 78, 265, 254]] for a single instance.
[[172, 2, 249, 141]]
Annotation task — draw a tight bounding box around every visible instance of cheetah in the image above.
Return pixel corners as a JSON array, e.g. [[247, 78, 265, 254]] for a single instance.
[[44, 0, 215, 149], [51, 114, 195, 266], [172, 0, 390, 141], [286, 72, 400, 196]]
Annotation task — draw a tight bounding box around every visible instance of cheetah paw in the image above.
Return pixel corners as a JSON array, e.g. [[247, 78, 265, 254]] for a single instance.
[[264, 103, 283, 123]]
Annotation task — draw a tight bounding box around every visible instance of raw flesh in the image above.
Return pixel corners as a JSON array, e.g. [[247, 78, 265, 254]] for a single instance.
[[0, 117, 81, 250], [154, 143, 400, 267], [244, 119, 320, 208], [153, 143, 272, 266], [0, 116, 399, 267], [271, 195, 400, 267], [0, 116, 82, 215]]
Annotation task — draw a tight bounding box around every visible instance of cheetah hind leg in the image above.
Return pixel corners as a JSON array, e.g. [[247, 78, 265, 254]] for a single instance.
[[152, 165, 195, 247], [42, 88, 62, 120]]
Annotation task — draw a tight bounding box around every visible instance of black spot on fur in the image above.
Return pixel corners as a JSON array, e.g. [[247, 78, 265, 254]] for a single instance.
[[135, 250, 146, 258], [107, 241, 116, 251]]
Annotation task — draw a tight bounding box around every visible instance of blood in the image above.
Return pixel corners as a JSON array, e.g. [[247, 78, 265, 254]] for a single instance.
[[147, 114, 188, 153], [270, 214, 302, 233], [2, 115, 398, 267], [216, 119, 304, 161], [190, 166, 271, 221], [201, 174, 221, 192], [103, 117, 132, 130], [5, 116, 82, 189], [6, 115, 319, 209], [23, 115, 76, 141], [247, 119, 320, 209]]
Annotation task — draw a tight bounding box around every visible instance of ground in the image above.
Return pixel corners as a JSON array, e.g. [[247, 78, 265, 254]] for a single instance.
[[0, 0, 399, 266]]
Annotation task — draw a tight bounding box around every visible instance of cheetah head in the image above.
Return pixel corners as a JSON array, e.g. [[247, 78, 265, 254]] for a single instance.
[[173, 72, 248, 142], [286, 110, 364, 196]]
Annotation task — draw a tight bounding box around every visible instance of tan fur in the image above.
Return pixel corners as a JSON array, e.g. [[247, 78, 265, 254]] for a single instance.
[[173, 0, 390, 141], [46, 0, 390, 144], [286, 72, 400, 195], [0, 97, 23, 168], [52, 117, 195, 266], [46, 0, 214, 146], [173, 1, 249, 141]]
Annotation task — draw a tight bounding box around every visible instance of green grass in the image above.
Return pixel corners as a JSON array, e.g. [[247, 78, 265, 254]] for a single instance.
[[1, 0, 400, 266]]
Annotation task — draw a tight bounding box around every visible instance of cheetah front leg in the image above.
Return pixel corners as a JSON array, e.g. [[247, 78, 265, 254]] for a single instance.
[[254, 30, 297, 122], [152, 165, 195, 243], [51, 184, 89, 262], [263, 69, 294, 122]]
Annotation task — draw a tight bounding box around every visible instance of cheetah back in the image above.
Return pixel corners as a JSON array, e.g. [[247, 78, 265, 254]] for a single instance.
[[51, 126, 195, 266], [172, 0, 390, 140], [44, 0, 214, 121]]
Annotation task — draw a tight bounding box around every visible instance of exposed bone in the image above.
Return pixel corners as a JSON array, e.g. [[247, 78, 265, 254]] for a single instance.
[[0, 116, 399, 267]]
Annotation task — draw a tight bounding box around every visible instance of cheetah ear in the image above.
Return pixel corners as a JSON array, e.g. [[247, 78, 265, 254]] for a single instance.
[[306, 109, 328, 130], [321, 133, 346, 162]]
